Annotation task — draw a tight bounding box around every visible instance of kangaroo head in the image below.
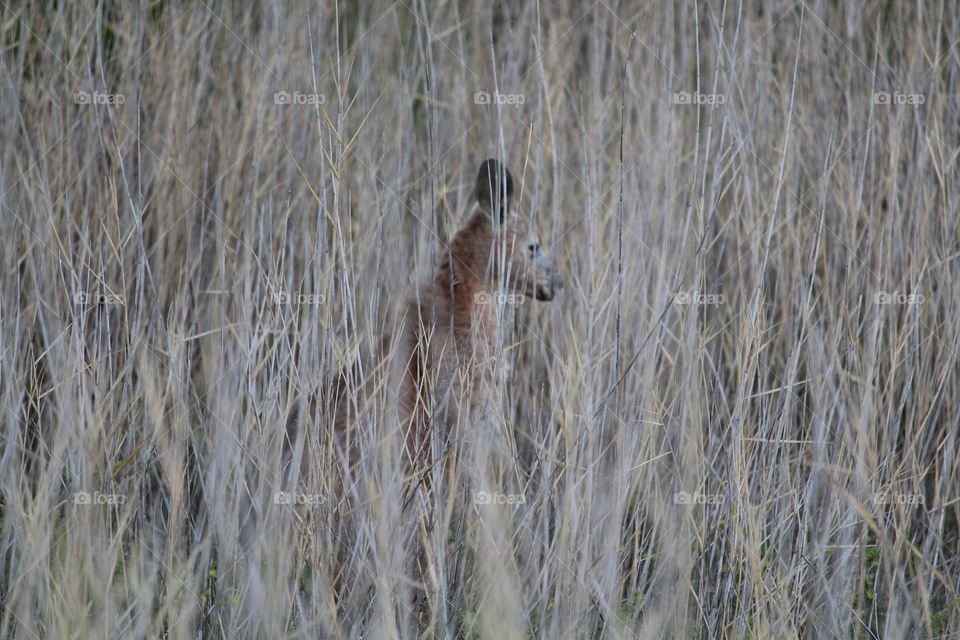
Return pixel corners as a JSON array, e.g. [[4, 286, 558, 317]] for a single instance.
[[473, 159, 564, 302]]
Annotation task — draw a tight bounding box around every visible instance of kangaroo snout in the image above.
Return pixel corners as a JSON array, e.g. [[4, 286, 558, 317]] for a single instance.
[[534, 268, 563, 301]]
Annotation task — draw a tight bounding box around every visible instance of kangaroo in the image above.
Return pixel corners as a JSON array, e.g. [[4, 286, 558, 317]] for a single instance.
[[387, 158, 563, 631], [394, 158, 564, 489]]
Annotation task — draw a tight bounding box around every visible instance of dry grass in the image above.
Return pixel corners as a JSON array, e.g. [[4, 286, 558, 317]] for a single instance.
[[2, 1, 959, 638]]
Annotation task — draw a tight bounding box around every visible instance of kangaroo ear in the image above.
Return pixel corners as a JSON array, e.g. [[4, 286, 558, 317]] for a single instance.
[[474, 158, 514, 224]]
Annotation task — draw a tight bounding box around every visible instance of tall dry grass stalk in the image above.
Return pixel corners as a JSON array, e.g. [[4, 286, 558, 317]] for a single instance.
[[1, 1, 958, 638]]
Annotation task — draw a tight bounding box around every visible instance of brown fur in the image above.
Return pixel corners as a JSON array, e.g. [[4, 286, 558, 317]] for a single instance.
[[394, 160, 562, 483]]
